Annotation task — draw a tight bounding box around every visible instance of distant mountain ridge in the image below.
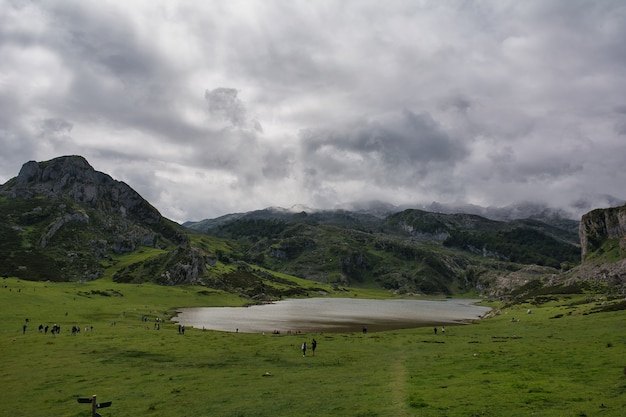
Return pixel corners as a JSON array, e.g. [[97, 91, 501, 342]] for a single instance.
[[185, 204, 581, 245], [334, 196, 625, 222], [189, 204, 582, 295], [186, 201, 583, 229], [184, 206, 384, 233]]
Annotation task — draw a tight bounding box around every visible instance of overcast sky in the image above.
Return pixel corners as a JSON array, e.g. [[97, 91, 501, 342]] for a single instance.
[[1, 0, 625, 222]]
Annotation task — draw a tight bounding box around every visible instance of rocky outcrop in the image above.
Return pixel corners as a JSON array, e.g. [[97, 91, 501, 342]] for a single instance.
[[40, 210, 90, 248], [156, 247, 208, 285], [562, 259, 626, 293], [579, 205, 626, 260]]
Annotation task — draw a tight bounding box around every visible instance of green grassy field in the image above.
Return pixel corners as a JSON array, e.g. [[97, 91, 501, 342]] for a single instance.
[[1, 277, 624, 416]]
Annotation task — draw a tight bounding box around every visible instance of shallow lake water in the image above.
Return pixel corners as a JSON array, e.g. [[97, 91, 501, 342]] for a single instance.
[[172, 298, 491, 333]]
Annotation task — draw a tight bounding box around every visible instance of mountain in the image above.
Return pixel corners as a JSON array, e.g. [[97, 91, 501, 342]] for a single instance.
[[337, 197, 625, 223], [3, 155, 622, 298], [0, 156, 193, 283], [0, 156, 329, 298], [184, 206, 383, 233], [192, 206, 581, 296], [334, 200, 584, 235]]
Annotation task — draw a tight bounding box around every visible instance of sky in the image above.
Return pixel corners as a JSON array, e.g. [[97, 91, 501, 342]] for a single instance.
[[1, 0, 625, 223]]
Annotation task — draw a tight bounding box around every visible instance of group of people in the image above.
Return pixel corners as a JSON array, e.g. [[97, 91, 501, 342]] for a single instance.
[[301, 338, 317, 356], [71, 325, 93, 335], [25, 323, 65, 336], [21, 314, 95, 337]]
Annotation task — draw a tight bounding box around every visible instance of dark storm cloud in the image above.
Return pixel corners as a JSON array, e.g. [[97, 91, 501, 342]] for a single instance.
[[261, 148, 294, 180], [492, 158, 584, 183], [205, 88, 246, 126], [39, 118, 73, 136], [440, 94, 473, 114], [205, 88, 262, 132], [301, 110, 467, 185]]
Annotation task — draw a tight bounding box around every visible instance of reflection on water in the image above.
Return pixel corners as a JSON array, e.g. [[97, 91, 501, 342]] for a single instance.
[[172, 298, 491, 333]]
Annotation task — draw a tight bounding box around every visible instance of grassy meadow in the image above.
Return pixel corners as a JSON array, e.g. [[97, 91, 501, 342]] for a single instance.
[[1, 276, 625, 416]]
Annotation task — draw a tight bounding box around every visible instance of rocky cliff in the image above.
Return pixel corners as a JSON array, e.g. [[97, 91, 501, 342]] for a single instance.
[[579, 204, 626, 260], [566, 204, 626, 294]]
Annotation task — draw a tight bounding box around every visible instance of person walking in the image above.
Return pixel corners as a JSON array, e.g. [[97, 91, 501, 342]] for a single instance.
[[311, 339, 317, 356], [301, 341, 307, 357]]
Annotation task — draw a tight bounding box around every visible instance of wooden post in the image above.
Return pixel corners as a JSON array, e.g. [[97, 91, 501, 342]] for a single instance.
[[77, 393, 110, 415]]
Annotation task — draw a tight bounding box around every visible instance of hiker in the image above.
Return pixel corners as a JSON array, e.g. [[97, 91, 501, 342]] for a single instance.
[[441, 326, 445, 334], [302, 341, 307, 357], [311, 339, 317, 356], [433, 327, 437, 335]]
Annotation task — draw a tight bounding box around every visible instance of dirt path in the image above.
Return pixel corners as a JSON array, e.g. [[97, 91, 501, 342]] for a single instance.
[[389, 352, 411, 416]]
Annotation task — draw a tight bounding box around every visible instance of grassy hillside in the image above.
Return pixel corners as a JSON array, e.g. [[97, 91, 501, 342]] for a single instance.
[[200, 213, 581, 296], [1, 277, 624, 417], [0, 194, 185, 282]]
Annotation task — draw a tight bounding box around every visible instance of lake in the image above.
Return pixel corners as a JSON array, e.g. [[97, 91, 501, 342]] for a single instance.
[[172, 298, 491, 333]]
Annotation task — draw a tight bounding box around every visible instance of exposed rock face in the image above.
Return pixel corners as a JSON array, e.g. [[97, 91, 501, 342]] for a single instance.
[[5, 155, 161, 225], [40, 210, 90, 248], [157, 247, 207, 285], [570, 204, 626, 294], [579, 205, 626, 260]]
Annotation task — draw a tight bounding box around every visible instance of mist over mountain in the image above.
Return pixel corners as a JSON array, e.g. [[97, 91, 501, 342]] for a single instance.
[[333, 198, 625, 223], [185, 199, 585, 239]]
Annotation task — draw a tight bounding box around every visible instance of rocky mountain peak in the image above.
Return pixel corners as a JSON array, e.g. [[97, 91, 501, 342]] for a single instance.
[[0, 155, 196, 283], [3, 155, 161, 225]]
